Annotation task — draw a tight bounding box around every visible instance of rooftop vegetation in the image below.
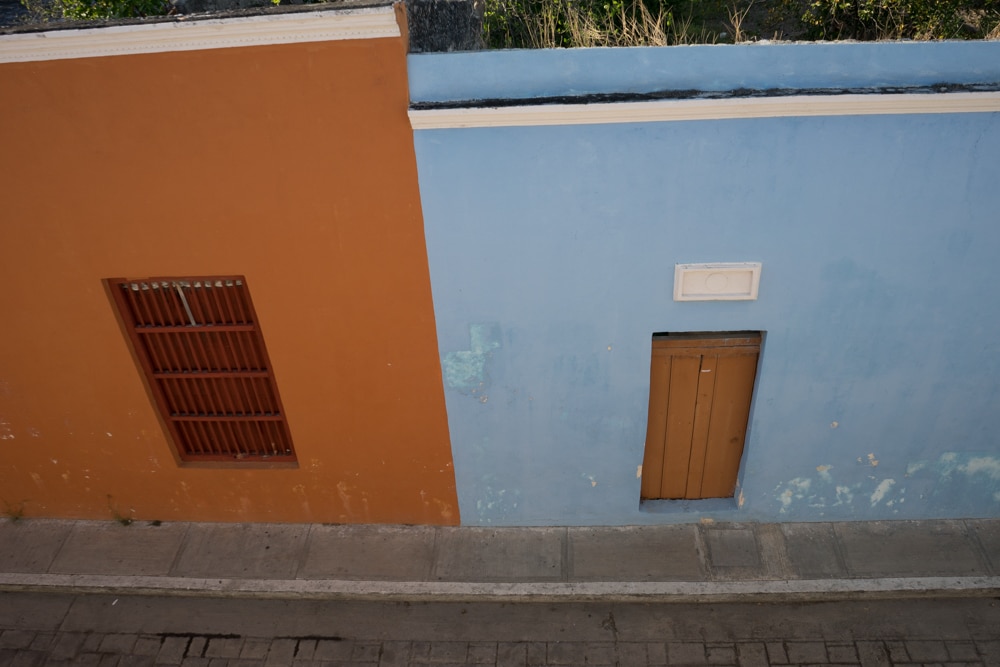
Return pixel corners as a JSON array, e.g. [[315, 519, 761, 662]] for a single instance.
[[12, 0, 1000, 44], [483, 0, 1000, 46]]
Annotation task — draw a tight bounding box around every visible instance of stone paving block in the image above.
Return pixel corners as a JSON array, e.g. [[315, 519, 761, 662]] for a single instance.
[[50, 632, 89, 659], [172, 524, 308, 579], [239, 639, 271, 660], [668, 642, 708, 664], [352, 641, 381, 662], [28, 631, 55, 651], [568, 525, 704, 581], [707, 644, 737, 664], [1, 630, 36, 649], [497, 642, 526, 667], [467, 641, 497, 663], [119, 657, 156, 667], [905, 640, 949, 662], [178, 659, 209, 667], [134, 636, 163, 657], [423, 641, 467, 662], [186, 637, 207, 658], [786, 641, 827, 663], [263, 638, 295, 666], [82, 633, 105, 652], [647, 642, 667, 665], [526, 642, 546, 666], [545, 642, 588, 664], [433, 528, 563, 582], [780, 523, 846, 578], [377, 640, 410, 667], [204, 637, 243, 659], [409, 641, 432, 661], [0, 520, 72, 573], [765, 642, 789, 664], [616, 643, 647, 666], [835, 521, 985, 577], [156, 636, 190, 665], [735, 642, 768, 667], [975, 640, 1000, 665], [855, 641, 889, 667], [702, 525, 761, 576], [945, 641, 979, 661], [884, 641, 909, 663], [300, 525, 437, 581], [294, 638, 317, 660], [71, 655, 102, 667], [9, 650, 46, 666], [99, 634, 138, 654], [315, 638, 356, 661], [827, 644, 859, 663], [49, 522, 187, 576], [585, 642, 616, 664]]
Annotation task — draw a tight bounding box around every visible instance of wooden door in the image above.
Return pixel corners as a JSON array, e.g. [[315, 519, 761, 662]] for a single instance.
[[641, 332, 760, 500]]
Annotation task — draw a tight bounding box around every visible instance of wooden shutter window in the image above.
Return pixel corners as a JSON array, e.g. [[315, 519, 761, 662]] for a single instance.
[[109, 277, 296, 464]]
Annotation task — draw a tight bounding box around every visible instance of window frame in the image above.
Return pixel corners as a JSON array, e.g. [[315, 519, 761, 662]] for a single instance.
[[107, 276, 297, 466]]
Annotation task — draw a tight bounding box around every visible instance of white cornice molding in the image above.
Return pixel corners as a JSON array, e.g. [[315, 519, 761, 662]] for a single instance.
[[0, 6, 399, 63], [409, 91, 1000, 129]]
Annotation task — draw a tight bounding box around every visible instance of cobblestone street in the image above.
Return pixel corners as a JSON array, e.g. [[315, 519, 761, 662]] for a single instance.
[[2, 630, 1000, 666], [2, 593, 999, 666]]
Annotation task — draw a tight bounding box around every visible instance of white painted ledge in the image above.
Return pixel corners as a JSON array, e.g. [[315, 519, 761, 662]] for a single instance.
[[0, 6, 399, 63], [1, 573, 998, 602], [409, 91, 1000, 129]]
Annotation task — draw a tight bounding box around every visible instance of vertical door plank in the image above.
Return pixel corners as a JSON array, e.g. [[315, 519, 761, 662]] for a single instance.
[[659, 354, 702, 498], [684, 353, 719, 499], [640, 351, 671, 499], [699, 350, 759, 498]]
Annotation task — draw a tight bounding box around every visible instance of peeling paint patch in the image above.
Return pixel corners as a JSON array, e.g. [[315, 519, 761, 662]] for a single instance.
[[907, 452, 1000, 482], [777, 477, 812, 513], [959, 456, 1000, 480], [636, 465, 642, 479], [816, 465, 833, 483], [0, 417, 15, 441], [475, 480, 521, 523], [834, 486, 853, 505], [870, 479, 896, 506]]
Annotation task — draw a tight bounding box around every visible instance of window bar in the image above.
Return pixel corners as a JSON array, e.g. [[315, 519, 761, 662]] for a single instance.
[[186, 281, 211, 326], [220, 280, 240, 325], [124, 283, 154, 328], [230, 330, 255, 373], [242, 376, 264, 416]]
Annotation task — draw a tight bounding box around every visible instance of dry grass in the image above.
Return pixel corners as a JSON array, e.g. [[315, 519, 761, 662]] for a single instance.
[[483, 0, 1000, 47]]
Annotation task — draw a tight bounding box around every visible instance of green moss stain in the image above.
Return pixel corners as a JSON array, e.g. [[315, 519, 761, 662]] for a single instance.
[[441, 323, 502, 395]]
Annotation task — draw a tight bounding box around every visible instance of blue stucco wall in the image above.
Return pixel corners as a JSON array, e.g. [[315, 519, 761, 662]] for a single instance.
[[409, 42, 1000, 525]]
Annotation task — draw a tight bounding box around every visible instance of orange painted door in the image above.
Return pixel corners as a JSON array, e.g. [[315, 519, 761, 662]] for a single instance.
[[641, 332, 760, 500]]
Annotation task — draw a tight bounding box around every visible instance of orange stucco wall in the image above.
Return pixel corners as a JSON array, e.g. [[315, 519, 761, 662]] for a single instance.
[[0, 22, 459, 523]]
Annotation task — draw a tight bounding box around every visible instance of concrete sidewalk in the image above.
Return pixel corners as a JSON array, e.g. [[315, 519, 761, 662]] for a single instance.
[[0, 518, 997, 602]]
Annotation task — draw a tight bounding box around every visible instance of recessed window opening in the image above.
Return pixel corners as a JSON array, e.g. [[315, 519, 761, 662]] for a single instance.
[[641, 331, 760, 500], [108, 276, 296, 464]]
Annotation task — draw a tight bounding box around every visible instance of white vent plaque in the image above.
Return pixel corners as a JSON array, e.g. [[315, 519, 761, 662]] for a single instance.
[[674, 262, 762, 301]]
